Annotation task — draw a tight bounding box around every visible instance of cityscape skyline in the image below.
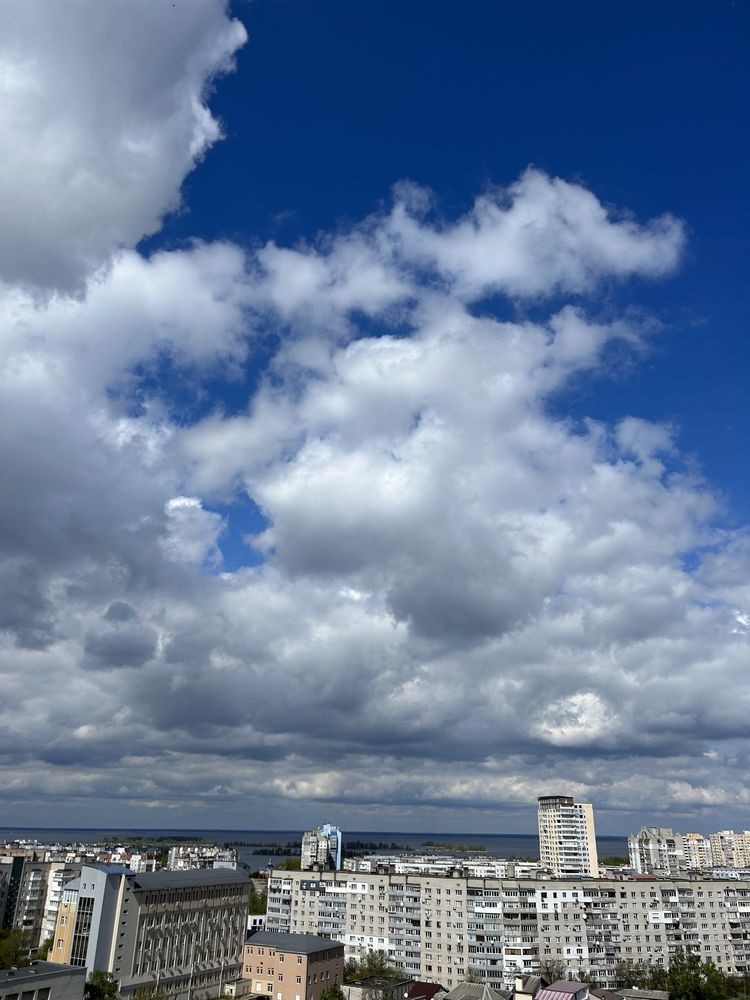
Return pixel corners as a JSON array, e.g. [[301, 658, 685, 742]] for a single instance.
[[0, 1, 749, 831]]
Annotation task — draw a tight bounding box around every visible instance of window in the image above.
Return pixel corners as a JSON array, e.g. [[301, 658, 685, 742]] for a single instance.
[[296, 977, 302, 985]]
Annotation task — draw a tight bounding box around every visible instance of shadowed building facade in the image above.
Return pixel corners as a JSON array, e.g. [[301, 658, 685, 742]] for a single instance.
[[52, 864, 249, 1000]]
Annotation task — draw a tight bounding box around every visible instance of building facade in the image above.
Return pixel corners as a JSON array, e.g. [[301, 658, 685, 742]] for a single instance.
[[52, 864, 249, 1000], [266, 869, 750, 990], [537, 797, 599, 878], [628, 829, 684, 876], [0, 858, 81, 949], [301, 827, 343, 872], [242, 931, 344, 1000]]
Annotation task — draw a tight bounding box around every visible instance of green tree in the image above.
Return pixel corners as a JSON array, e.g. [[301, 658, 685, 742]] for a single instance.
[[248, 883, 268, 915], [0, 929, 32, 970], [37, 936, 54, 960], [666, 949, 731, 1000], [600, 856, 629, 866], [132, 987, 168, 1000], [344, 951, 401, 982], [85, 971, 118, 1000], [320, 987, 345, 1000], [274, 858, 301, 871], [613, 959, 655, 989]]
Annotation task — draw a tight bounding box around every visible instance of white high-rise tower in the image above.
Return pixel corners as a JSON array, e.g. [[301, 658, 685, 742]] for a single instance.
[[537, 795, 599, 877]]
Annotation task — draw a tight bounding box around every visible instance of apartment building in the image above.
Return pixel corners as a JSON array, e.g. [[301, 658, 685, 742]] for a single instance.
[[166, 846, 238, 871], [628, 829, 684, 876], [537, 798, 599, 878], [52, 864, 249, 1000], [301, 827, 343, 872], [266, 869, 750, 990], [342, 857, 542, 880], [627, 828, 750, 875], [683, 835, 714, 871], [709, 831, 750, 869], [242, 931, 344, 1000], [0, 858, 81, 948]]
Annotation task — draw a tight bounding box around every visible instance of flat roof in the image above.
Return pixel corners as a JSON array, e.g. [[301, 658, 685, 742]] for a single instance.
[[246, 931, 344, 955], [133, 868, 250, 890], [0, 962, 87, 986]]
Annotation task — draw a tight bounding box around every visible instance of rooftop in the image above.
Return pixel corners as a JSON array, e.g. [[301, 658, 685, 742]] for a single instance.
[[132, 868, 250, 890], [442, 985, 512, 1000], [537, 983, 589, 1000], [246, 931, 344, 955], [0, 962, 87, 986], [408, 983, 446, 1000], [347, 977, 414, 990]]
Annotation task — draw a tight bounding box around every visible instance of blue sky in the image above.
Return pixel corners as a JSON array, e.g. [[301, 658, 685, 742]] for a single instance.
[[163, 0, 750, 535], [0, 0, 749, 833]]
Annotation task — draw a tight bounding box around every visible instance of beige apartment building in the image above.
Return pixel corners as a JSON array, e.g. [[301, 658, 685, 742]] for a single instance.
[[243, 931, 344, 1000], [266, 869, 750, 991], [537, 797, 599, 878]]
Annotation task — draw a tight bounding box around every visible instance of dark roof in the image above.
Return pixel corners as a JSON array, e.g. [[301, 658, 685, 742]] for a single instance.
[[517, 978, 546, 997], [409, 983, 445, 1000], [347, 978, 413, 990], [618, 992, 669, 1000], [245, 931, 344, 955], [85, 863, 133, 875], [0, 962, 87, 986], [132, 868, 250, 890]]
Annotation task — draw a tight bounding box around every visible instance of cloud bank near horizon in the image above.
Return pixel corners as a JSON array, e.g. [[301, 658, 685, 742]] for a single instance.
[[1, 0, 749, 832]]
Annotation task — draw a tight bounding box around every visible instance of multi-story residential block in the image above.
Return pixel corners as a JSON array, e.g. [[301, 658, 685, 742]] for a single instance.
[[682, 834, 714, 871], [342, 857, 542, 879], [628, 829, 684, 876], [710, 831, 738, 868], [301, 827, 342, 872], [537, 797, 599, 878], [42, 865, 82, 947], [51, 864, 249, 1000], [0, 961, 87, 1000], [166, 846, 238, 871], [266, 869, 750, 990], [242, 931, 344, 1000], [627, 828, 750, 875], [0, 858, 82, 948]]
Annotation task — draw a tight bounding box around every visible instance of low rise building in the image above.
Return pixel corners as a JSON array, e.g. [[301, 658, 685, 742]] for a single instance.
[[242, 931, 344, 1000], [0, 961, 86, 1000], [342, 976, 414, 1000]]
